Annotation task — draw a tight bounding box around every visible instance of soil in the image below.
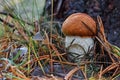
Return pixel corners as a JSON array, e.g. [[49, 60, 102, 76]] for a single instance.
[[46, 0, 120, 47]]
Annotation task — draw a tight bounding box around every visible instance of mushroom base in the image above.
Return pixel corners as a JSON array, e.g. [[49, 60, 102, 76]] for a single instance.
[[65, 36, 94, 62]]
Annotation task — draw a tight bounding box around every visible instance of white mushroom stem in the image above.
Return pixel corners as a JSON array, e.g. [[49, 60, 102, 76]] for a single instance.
[[65, 36, 94, 59]]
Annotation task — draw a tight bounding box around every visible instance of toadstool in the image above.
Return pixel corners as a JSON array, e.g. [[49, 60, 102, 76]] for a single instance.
[[62, 13, 97, 62]]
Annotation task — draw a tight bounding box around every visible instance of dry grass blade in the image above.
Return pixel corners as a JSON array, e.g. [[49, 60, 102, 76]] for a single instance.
[[97, 16, 110, 48], [97, 16, 106, 42], [100, 63, 119, 76], [96, 16, 116, 63], [10, 66, 30, 80], [64, 67, 82, 80], [44, 31, 54, 72], [14, 22, 29, 41], [95, 36, 115, 63], [50, 43, 67, 73], [99, 65, 103, 79], [112, 65, 119, 78], [52, 59, 77, 66], [95, 16, 120, 79]]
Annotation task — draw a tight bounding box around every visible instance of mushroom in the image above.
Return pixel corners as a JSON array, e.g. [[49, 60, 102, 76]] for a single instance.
[[62, 13, 97, 62]]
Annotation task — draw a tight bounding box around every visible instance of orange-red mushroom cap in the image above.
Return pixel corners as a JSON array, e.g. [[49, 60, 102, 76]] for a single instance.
[[62, 13, 97, 37]]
